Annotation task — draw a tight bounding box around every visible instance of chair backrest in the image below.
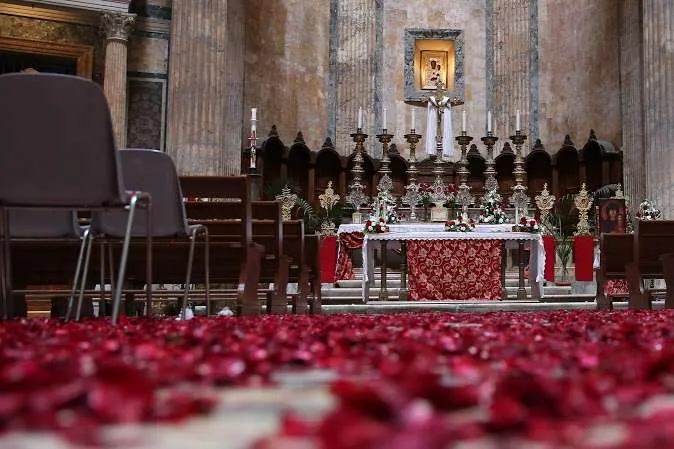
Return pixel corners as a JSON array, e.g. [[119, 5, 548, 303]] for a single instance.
[[634, 220, 674, 276], [91, 149, 188, 238], [0, 73, 127, 208], [8, 209, 80, 238], [599, 233, 633, 277]]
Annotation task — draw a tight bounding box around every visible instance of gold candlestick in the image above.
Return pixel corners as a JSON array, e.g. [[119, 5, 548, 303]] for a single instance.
[[481, 132, 499, 192], [509, 130, 530, 224]]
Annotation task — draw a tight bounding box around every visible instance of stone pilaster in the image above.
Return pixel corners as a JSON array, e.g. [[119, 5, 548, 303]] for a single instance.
[[642, 0, 674, 216], [101, 12, 135, 149], [334, 0, 377, 156], [619, 0, 646, 210], [491, 0, 531, 138], [166, 1, 237, 175]]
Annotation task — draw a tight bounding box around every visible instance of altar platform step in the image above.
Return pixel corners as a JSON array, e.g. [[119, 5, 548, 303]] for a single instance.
[[335, 277, 538, 289]]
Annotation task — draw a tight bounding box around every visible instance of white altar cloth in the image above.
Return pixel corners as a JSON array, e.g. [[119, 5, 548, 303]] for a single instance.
[[337, 223, 514, 234], [357, 229, 545, 301]]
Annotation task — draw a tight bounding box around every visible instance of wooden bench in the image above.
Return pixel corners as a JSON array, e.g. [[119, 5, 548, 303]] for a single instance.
[[596, 233, 633, 310], [626, 220, 674, 309]]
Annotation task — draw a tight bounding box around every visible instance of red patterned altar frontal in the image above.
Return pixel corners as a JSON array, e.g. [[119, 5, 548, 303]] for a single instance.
[[407, 239, 502, 300], [335, 231, 364, 280]]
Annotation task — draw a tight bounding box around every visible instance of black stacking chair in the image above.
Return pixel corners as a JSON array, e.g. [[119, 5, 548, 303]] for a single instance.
[[0, 73, 151, 324], [89, 149, 210, 320], [7, 209, 93, 318]]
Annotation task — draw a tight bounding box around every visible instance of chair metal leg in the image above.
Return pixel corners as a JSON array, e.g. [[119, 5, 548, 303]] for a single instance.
[[203, 228, 210, 315], [144, 199, 153, 317], [111, 195, 140, 325], [65, 227, 92, 321], [180, 229, 198, 319], [1, 208, 11, 320], [75, 230, 94, 321], [0, 207, 8, 320]]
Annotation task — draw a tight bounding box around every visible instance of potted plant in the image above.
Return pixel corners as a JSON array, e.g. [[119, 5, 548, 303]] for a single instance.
[[545, 194, 576, 285]]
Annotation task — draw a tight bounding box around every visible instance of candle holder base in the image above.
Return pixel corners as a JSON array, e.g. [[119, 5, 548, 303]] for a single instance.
[[352, 211, 363, 225]]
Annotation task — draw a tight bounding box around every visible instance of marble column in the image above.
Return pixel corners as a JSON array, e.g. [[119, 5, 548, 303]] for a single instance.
[[619, 0, 646, 211], [491, 0, 531, 139], [334, 0, 377, 156], [166, 0, 241, 175], [642, 0, 674, 216], [101, 12, 135, 149]]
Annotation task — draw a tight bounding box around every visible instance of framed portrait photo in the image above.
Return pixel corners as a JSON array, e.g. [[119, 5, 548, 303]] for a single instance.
[[596, 198, 627, 235], [420, 50, 448, 90]]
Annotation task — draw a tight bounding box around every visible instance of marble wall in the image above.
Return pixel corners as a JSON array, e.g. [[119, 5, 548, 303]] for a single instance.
[[537, 0, 622, 147], [244, 0, 331, 151]]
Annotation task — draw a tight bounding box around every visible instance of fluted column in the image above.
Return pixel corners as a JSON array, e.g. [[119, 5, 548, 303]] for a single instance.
[[166, 1, 237, 175], [101, 12, 135, 149], [334, 0, 376, 156], [619, 0, 646, 210], [642, 0, 674, 216], [491, 0, 531, 137]]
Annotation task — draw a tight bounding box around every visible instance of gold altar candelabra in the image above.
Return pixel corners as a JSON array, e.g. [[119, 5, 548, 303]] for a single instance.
[[403, 128, 423, 221], [509, 130, 529, 223], [346, 128, 369, 224], [574, 183, 592, 236], [481, 132, 499, 192], [535, 183, 556, 234], [375, 129, 394, 180]]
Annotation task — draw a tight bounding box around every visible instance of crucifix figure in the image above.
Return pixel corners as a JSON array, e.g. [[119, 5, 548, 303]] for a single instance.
[[424, 80, 456, 159]]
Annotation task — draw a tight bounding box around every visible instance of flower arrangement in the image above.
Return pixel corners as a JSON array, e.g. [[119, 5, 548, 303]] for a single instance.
[[478, 189, 509, 224], [636, 199, 662, 220], [445, 216, 476, 232], [514, 216, 541, 233], [363, 217, 390, 233]]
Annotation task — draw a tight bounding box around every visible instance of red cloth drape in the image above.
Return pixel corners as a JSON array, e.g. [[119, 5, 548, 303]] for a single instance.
[[574, 235, 594, 281], [335, 232, 364, 280], [543, 234, 556, 282], [319, 236, 338, 283], [407, 239, 502, 300]]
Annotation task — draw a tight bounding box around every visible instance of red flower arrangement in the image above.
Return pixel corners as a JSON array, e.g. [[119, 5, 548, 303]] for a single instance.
[[514, 216, 541, 233], [363, 217, 389, 233], [445, 216, 476, 232]]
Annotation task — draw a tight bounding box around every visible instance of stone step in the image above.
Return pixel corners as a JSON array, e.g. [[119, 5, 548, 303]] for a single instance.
[[322, 285, 573, 300], [335, 277, 537, 289]]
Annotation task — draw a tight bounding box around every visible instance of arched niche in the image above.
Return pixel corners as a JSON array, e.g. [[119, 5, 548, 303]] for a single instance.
[[526, 149, 552, 195], [495, 152, 515, 193], [389, 154, 409, 197], [581, 139, 603, 192], [467, 147, 486, 193], [315, 147, 342, 201], [287, 142, 312, 199], [261, 136, 286, 191], [347, 153, 376, 198], [555, 146, 580, 195]]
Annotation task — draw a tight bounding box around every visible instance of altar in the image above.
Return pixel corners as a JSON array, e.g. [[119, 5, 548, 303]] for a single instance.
[[337, 223, 545, 302]]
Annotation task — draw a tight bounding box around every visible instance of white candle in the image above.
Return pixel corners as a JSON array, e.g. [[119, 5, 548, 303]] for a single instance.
[[251, 108, 257, 132], [462, 110, 467, 132], [383, 108, 387, 130], [358, 107, 363, 129], [516, 109, 521, 131], [251, 108, 257, 121], [411, 109, 416, 130], [487, 111, 492, 133]]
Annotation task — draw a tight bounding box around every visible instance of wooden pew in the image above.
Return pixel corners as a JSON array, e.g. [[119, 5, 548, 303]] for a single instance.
[[596, 233, 633, 310], [180, 176, 290, 315], [626, 220, 674, 309], [177, 175, 263, 315]]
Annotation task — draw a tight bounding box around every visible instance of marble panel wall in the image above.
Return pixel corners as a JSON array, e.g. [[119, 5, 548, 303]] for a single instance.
[[537, 0, 621, 148], [244, 0, 331, 151]]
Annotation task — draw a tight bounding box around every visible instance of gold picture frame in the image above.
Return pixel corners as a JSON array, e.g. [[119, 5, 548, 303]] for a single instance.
[[420, 50, 448, 90]]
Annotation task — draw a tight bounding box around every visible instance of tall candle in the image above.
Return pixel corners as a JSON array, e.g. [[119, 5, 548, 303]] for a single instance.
[[383, 108, 387, 130], [462, 110, 467, 132], [487, 111, 492, 133], [358, 107, 363, 129], [411, 109, 416, 130], [251, 108, 257, 132], [516, 109, 521, 131]]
